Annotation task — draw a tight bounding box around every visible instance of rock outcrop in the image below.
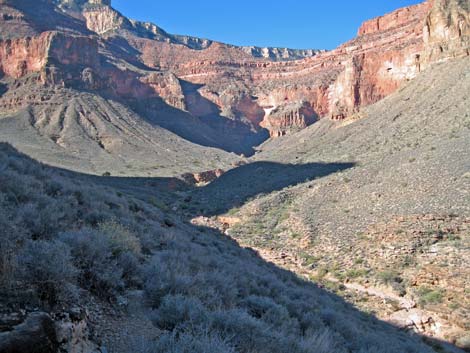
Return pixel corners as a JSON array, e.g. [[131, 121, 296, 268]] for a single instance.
[[82, 3, 127, 35], [141, 72, 186, 110], [0, 312, 58, 353], [0, 309, 100, 353], [59, 0, 111, 6], [424, 0, 470, 62], [182, 168, 225, 185], [262, 101, 318, 137], [0, 30, 100, 79], [240, 46, 321, 61], [0, 33, 52, 78]]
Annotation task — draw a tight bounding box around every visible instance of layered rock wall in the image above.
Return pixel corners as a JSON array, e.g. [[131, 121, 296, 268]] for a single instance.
[[141, 72, 186, 110], [48, 32, 100, 68], [83, 4, 126, 34], [0, 0, 469, 139], [0, 33, 52, 78], [261, 101, 318, 137], [358, 3, 431, 35], [143, 0, 468, 135], [139, 1, 437, 133], [0, 31, 99, 78], [423, 0, 470, 62]]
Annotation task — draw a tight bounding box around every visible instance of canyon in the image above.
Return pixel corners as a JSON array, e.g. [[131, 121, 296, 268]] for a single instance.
[[0, 0, 469, 146], [0, 1, 469, 352]]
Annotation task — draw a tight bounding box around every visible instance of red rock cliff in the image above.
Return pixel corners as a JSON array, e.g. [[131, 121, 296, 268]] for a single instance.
[[0, 0, 468, 140], [0, 31, 99, 78], [133, 1, 437, 134]]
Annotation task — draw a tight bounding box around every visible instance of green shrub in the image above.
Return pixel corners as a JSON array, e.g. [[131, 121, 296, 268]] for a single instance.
[[346, 268, 369, 279], [98, 221, 142, 256], [417, 287, 445, 307], [377, 271, 402, 285]]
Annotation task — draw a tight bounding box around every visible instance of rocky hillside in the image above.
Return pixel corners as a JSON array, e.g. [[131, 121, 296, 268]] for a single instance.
[[0, 142, 444, 353], [192, 56, 470, 351]]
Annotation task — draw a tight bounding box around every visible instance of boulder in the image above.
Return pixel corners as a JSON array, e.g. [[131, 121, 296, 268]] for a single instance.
[[0, 310, 100, 353]]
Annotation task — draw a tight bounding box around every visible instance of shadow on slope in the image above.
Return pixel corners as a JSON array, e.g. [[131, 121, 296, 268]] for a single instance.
[[0, 82, 7, 96], [0, 142, 463, 353], [181, 80, 271, 156], [105, 36, 161, 72], [157, 79, 270, 156], [192, 161, 355, 215], [3, 0, 91, 38], [131, 94, 269, 156]]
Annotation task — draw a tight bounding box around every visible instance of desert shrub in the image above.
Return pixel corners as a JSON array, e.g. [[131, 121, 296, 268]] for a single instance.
[[60, 229, 125, 299], [356, 341, 426, 353], [207, 308, 296, 353], [150, 294, 207, 331], [83, 210, 112, 227], [144, 252, 196, 307], [141, 234, 433, 353], [98, 221, 142, 256], [44, 178, 63, 197], [117, 251, 143, 287], [16, 240, 78, 306], [346, 268, 369, 279], [299, 328, 348, 353], [416, 287, 445, 307], [0, 200, 18, 289], [137, 227, 166, 255], [298, 311, 326, 335], [0, 144, 436, 353], [377, 270, 402, 285], [241, 295, 297, 331], [0, 236, 17, 291], [60, 222, 144, 298], [192, 269, 240, 308], [17, 201, 64, 240], [0, 170, 41, 204], [153, 331, 236, 353], [123, 336, 157, 353], [144, 244, 249, 310]]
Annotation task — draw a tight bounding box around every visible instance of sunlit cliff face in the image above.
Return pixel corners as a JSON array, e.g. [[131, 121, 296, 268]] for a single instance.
[[0, 0, 469, 140]]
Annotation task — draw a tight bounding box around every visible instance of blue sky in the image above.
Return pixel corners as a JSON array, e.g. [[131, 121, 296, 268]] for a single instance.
[[112, 0, 424, 50]]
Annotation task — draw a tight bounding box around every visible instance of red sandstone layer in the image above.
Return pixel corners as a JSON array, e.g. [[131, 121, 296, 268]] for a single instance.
[[0, 0, 468, 138]]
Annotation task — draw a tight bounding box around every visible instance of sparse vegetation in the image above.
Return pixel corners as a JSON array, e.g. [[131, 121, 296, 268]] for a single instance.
[[416, 287, 445, 307], [0, 143, 435, 352], [377, 271, 402, 285], [345, 268, 369, 279]]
